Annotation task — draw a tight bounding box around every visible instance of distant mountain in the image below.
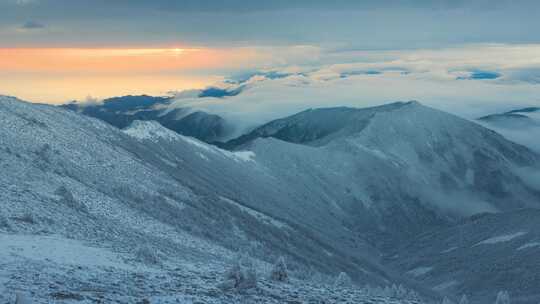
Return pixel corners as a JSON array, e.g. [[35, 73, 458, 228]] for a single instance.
[[61, 95, 231, 142], [222, 103, 394, 149], [478, 106, 540, 152], [224, 102, 540, 238], [478, 107, 540, 129]]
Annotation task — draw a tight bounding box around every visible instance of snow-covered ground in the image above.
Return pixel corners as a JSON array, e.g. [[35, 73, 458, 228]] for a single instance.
[[474, 232, 527, 246], [0, 233, 424, 304], [2, 95, 540, 303]]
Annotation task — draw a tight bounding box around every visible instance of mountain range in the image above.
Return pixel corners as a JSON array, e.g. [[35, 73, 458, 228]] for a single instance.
[[1, 95, 540, 303], [62, 95, 232, 143], [477, 106, 540, 153]]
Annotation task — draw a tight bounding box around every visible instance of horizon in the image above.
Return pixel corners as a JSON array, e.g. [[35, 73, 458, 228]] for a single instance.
[[1, 0, 540, 121]]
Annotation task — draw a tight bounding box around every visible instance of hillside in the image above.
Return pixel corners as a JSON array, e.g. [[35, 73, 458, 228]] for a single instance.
[[2, 96, 540, 302]]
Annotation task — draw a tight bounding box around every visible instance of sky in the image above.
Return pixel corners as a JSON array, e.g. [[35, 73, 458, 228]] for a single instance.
[[1, 0, 540, 119]]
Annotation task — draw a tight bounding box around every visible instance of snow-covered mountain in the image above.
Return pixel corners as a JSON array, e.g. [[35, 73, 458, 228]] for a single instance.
[[478, 107, 540, 129], [227, 101, 539, 219], [0, 96, 431, 303], [62, 95, 231, 143], [2, 95, 539, 303]]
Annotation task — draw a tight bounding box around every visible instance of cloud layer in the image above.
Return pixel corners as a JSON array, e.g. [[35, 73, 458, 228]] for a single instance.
[[160, 44, 540, 137]]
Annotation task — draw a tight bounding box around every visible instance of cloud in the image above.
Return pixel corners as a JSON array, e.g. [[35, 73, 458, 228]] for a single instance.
[[227, 70, 293, 84], [2, 1, 540, 48], [20, 21, 45, 30], [504, 68, 540, 84], [513, 166, 540, 192], [160, 44, 540, 138]]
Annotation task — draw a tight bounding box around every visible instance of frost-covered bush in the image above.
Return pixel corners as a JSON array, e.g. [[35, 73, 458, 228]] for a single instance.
[[407, 289, 420, 301], [334, 272, 352, 288], [55, 186, 88, 213], [495, 291, 510, 304], [392, 284, 408, 298], [218, 255, 257, 291], [459, 294, 469, 304], [0, 213, 11, 230], [135, 245, 161, 265], [270, 256, 288, 282], [17, 211, 37, 224]]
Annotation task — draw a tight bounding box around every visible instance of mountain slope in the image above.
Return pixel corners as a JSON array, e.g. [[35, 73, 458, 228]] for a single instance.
[[227, 101, 540, 216], [387, 209, 540, 304], [223, 102, 411, 149], [128, 100, 540, 300], [3, 96, 540, 302], [1, 96, 428, 303]]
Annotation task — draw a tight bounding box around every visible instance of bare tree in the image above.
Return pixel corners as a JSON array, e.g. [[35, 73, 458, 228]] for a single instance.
[[218, 254, 257, 291]]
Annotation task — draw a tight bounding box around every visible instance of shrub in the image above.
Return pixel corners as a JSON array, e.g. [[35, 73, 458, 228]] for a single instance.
[[55, 186, 88, 213], [218, 255, 257, 291], [334, 272, 352, 288]]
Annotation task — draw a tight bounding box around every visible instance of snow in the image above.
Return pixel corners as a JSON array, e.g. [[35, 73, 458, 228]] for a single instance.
[[180, 135, 256, 163], [517, 241, 540, 251], [123, 120, 179, 142], [3, 95, 540, 303], [474, 232, 527, 246], [0, 234, 131, 270], [406, 266, 433, 277], [440, 246, 458, 254], [179, 134, 214, 152], [434, 280, 458, 291], [230, 151, 256, 162], [198, 152, 209, 161], [124, 120, 256, 163], [0, 231, 425, 304]]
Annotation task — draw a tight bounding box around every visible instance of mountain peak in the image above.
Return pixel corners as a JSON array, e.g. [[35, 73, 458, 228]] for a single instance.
[[404, 100, 421, 106], [224, 101, 428, 149]]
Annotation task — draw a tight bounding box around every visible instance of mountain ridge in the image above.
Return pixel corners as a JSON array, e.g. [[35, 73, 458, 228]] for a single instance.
[[2, 95, 540, 303], [61, 95, 232, 143]]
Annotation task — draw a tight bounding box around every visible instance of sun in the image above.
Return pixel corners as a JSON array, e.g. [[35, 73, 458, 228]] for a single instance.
[[172, 48, 184, 55]]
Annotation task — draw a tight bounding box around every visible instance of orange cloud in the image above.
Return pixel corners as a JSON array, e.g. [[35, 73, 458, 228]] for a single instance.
[[0, 47, 261, 74], [0, 46, 269, 103]]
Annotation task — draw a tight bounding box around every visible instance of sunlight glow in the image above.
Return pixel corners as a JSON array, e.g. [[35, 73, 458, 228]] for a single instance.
[[0, 47, 261, 103]]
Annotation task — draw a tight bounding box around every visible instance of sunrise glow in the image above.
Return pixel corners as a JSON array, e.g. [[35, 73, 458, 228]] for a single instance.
[[0, 47, 261, 102]]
